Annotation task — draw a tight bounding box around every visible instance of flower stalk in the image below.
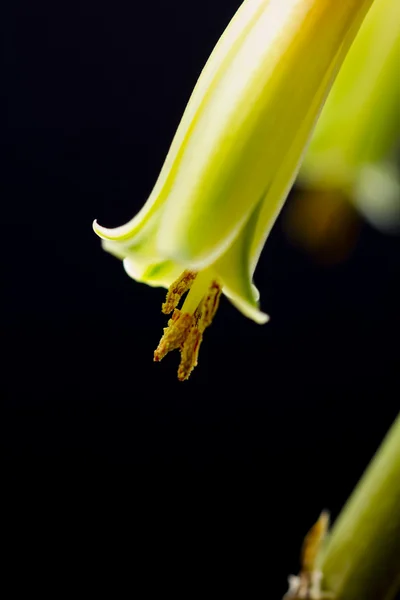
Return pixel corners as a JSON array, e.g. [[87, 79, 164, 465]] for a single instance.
[[285, 413, 400, 599], [320, 412, 400, 600]]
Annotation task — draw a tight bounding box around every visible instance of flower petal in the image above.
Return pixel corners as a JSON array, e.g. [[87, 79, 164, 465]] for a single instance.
[[300, 0, 400, 188], [93, 0, 269, 244], [157, 0, 374, 269], [213, 200, 269, 324]]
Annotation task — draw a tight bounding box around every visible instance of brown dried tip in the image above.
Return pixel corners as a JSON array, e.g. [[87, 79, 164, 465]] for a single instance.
[[154, 273, 222, 381], [301, 510, 330, 574], [197, 281, 221, 330], [153, 310, 193, 362], [161, 270, 197, 314], [284, 511, 332, 599], [177, 327, 202, 381]]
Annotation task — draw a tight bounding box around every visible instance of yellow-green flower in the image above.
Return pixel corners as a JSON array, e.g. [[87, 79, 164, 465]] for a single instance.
[[299, 0, 400, 232], [94, 0, 374, 380]]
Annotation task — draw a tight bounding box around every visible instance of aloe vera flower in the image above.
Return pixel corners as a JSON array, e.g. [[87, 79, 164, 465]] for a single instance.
[[94, 0, 374, 380], [299, 0, 400, 232]]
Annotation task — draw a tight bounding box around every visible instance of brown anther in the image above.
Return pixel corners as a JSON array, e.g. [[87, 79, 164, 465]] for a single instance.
[[162, 270, 197, 315], [197, 281, 221, 332], [155, 273, 222, 380], [154, 310, 194, 362], [176, 280, 222, 380], [178, 327, 203, 381]]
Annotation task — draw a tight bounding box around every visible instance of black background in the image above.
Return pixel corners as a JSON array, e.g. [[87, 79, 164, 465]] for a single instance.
[[1, 0, 399, 593]]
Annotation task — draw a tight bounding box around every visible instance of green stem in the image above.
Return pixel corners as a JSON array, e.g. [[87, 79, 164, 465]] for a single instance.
[[320, 412, 400, 600]]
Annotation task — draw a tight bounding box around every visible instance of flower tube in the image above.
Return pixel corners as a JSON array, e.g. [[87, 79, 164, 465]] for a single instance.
[[94, 0, 375, 379]]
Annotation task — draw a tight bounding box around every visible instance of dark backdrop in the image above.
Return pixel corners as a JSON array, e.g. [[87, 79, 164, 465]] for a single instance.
[[1, 0, 399, 594]]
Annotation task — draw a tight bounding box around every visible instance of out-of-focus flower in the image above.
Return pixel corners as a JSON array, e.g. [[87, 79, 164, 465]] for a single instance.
[[94, 0, 374, 379], [284, 188, 362, 264], [290, 0, 400, 259]]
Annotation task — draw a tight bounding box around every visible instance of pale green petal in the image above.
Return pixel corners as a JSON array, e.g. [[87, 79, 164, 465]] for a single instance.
[[100, 215, 180, 287], [92, 0, 272, 290], [92, 0, 269, 244], [300, 0, 400, 188], [249, 27, 355, 269], [213, 201, 269, 324], [298, 0, 400, 233], [94, 0, 375, 328], [123, 257, 182, 288], [354, 162, 400, 232], [223, 288, 270, 325], [157, 0, 375, 269]]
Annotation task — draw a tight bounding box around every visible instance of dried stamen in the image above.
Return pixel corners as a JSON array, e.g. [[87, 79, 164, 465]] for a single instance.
[[178, 327, 202, 382], [154, 310, 194, 362], [154, 271, 222, 380], [162, 270, 197, 315], [196, 281, 221, 331]]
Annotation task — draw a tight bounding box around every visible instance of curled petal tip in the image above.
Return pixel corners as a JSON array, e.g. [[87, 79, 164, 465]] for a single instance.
[[92, 217, 138, 241], [92, 219, 108, 239], [257, 312, 270, 325], [93, 219, 122, 241]]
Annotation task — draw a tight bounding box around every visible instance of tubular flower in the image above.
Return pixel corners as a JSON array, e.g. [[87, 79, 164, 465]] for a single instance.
[[94, 0, 374, 380], [299, 0, 400, 233]]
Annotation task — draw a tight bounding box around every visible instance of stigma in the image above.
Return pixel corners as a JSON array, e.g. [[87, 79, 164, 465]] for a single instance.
[[154, 269, 222, 381]]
